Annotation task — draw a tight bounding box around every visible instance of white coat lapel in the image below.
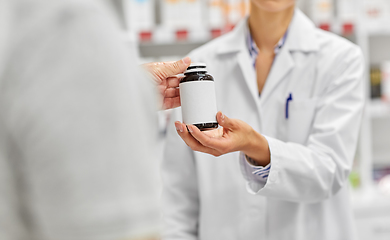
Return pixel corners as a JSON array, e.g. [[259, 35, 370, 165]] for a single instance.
[[217, 18, 260, 108], [237, 48, 259, 107], [215, 10, 319, 108], [260, 45, 294, 103], [260, 9, 319, 106]]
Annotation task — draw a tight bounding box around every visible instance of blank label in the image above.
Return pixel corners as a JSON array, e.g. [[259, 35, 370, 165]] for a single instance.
[[179, 81, 218, 125]]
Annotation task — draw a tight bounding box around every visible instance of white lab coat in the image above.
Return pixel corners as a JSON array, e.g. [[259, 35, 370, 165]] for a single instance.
[[162, 9, 364, 240]]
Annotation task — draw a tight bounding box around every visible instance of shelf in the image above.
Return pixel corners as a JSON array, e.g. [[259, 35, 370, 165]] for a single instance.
[[373, 156, 390, 169], [139, 41, 207, 58], [352, 187, 390, 218], [369, 99, 390, 118], [366, 29, 390, 36]]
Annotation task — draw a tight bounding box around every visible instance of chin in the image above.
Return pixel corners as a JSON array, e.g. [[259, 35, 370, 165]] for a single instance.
[[251, 0, 295, 12]]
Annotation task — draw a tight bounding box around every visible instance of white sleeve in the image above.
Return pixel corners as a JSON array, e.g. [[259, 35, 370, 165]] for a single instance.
[[239, 152, 269, 190], [243, 47, 365, 203], [161, 109, 200, 240], [0, 1, 160, 239]]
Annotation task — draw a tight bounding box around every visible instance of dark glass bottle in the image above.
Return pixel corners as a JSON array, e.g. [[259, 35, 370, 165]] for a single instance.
[[179, 63, 218, 131]]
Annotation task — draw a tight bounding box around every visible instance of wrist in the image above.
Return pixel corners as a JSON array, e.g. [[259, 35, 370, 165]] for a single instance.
[[242, 130, 270, 167]]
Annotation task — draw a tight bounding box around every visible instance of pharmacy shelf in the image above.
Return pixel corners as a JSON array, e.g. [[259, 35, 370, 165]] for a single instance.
[[373, 156, 390, 169], [139, 41, 206, 58], [351, 183, 390, 240], [369, 99, 390, 118], [136, 26, 229, 58], [366, 29, 390, 36]]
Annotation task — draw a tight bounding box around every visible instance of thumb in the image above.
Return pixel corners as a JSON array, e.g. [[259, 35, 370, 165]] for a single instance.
[[216, 112, 235, 129], [161, 57, 191, 78]]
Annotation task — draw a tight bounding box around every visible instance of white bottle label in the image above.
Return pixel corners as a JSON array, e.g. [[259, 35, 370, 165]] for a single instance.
[[179, 81, 218, 125]]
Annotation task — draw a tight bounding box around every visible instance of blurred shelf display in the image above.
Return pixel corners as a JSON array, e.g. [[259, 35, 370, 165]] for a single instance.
[[352, 189, 390, 217], [352, 0, 390, 234], [352, 188, 390, 240], [124, 0, 248, 55], [355, 214, 390, 240], [136, 25, 215, 44], [356, 0, 390, 205], [373, 167, 390, 182]]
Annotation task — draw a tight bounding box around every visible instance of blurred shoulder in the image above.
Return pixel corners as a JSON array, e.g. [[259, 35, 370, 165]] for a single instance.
[[187, 29, 239, 62], [314, 28, 363, 66]]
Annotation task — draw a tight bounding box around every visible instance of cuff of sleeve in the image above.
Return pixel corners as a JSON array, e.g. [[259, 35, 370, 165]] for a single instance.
[[239, 152, 267, 190], [245, 155, 271, 178], [245, 135, 282, 195]]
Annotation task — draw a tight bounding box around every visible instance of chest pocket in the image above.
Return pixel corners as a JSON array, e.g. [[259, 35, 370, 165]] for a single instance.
[[287, 99, 317, 145]]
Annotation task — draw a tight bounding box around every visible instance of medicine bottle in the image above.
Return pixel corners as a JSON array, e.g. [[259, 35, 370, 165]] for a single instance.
[[179, 63, 218, 131]]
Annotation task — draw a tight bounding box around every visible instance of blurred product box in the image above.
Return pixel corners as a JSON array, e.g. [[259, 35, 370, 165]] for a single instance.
[[310, 0, 334, 31], [126, 0, 155, 41], [224, 0, 249, 30], [126, 0, 252, 44], [381, 61, 390, 102], [373, 167, 390, 182], [362, 0, 390, 33], [160, 0, 205, 40], [336, 0, 356, 35], [349, 170, 360, 189], [208, 0, 225, 37], [370, 66, 382, 99]]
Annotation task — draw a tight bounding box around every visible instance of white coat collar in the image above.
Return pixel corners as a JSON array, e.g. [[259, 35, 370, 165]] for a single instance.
[[287, 9, 319, 52], [216, 8, 319, 55], [215, 9, 319, 107]]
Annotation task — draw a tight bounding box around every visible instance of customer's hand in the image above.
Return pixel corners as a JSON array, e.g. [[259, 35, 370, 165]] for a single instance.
[[174, 112, 271, 166], [143, 57, 191, 109]]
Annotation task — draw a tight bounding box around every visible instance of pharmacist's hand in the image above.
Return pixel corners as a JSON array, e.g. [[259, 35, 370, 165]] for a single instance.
[[174, 112, 270, 166], [143, 57, 191, 109]]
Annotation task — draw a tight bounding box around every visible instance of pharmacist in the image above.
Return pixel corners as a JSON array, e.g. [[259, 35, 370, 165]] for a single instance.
[[162, 0, 364, 239]]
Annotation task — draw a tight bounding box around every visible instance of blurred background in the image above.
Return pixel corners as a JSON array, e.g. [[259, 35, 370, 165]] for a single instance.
[[116, 0, 390, 239]]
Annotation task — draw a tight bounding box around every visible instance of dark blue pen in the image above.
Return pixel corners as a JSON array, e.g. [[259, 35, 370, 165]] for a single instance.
[[285, 93, 293, 119]]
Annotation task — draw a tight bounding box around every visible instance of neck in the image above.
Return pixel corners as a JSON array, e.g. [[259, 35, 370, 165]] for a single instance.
[[248, 4, 294, 53]]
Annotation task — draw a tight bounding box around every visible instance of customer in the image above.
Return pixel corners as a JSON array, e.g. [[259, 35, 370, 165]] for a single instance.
[[0, 0, 189, 239]]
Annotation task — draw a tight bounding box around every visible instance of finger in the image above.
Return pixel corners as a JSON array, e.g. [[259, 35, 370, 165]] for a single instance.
[[167, 76, 181, 88], [202, 128, 224, 138], [142, 57, 190, 83], [174, 122, 221, 156], [187, 125, 230, 152], [216, 111, 236, 130], [158, 85, 167, 95], [159, 57, 191, 80], [164, 88, 180, 98], [142, 62, 164, 84], [163, 96, 181, 109]]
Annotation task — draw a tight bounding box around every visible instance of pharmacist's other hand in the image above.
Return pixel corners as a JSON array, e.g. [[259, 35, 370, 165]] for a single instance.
[[175, 111, 250, 156], [175, 112, 271, 166], [143, 57, 191, 109], [175, 112, 270, 166]]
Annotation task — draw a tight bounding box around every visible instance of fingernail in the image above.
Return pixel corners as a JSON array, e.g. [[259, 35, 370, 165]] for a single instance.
[[182, 57, 191, 65], [187, 125, 193, 133], [220, 113, 225, 122], [175, 122, 183, 133]]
